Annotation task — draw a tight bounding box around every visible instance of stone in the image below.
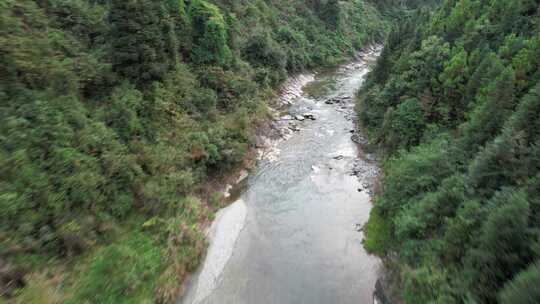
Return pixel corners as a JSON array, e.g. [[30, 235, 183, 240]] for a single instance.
[[289, 125, 300, 132], [351, 134, 367, 145], [303, 113, 316, 120], [281, 114, 293, 121]]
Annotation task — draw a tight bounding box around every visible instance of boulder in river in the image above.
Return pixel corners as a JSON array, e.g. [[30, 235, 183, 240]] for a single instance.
[[289, 124, 301, 132], [294, 115, 305, 121], [303, 113, 316, 120]]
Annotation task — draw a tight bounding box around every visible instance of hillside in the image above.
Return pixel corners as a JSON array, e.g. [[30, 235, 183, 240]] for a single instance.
[[0, 0, 388, 302], [358, 0, 540, 303]]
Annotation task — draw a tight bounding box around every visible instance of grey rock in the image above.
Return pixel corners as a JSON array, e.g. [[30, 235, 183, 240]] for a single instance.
[[351, 134, 367, 145]]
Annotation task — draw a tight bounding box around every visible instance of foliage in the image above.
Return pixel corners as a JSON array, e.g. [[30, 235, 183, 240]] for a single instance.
[[500, 262, 540, 304], [189, 0, 231, 66], [363, 206, 393, 255], [358, 0, 540, 302], [67, 231, 162, 304], [0, 0, 389, 302]]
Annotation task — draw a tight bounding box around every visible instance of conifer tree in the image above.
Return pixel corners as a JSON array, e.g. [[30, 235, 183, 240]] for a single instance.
[[465, 190, 533, 303], [461, 66, 516, 150], [109, 0, 175, 83], [500, 262, 540, 304]]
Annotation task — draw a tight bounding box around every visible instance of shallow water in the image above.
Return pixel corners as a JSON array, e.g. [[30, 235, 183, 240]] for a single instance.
[[181, 49, 382, 304]]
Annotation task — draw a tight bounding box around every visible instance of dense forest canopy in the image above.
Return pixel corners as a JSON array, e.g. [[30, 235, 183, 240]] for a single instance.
[[359, 0, 540, 303], [0, 0, 388, 302]]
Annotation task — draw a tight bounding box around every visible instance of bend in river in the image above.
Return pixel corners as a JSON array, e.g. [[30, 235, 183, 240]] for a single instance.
[[180, 47, 383, 304]]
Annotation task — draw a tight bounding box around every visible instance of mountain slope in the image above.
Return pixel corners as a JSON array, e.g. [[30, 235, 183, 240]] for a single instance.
[[358, 1, 540, 303]]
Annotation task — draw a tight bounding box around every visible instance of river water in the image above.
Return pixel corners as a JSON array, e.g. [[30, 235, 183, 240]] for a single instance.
[[180, 48, 382, 304]]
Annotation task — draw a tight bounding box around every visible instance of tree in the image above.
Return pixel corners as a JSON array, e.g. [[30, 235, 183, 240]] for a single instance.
[[383, 98, 427, 150], [461, 66, 517, 150], [109, 0, 176, 83], [321, 0, 341, 30], [242, 31, 287, 70], [465, 190, 533, 303], [188, 0, 231, 66], [500, 262, 540, 304], [438, 48, 468, 124]]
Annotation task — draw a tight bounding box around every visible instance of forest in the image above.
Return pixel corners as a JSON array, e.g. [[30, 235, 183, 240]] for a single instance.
[[0, 0, 389, 302], [359, 0, 540, 303]]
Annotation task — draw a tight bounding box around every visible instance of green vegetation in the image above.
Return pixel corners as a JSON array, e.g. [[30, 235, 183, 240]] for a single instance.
[[358, 0, 540, 303], [363, 207, 393, 256], [0, 0, 388, 302]]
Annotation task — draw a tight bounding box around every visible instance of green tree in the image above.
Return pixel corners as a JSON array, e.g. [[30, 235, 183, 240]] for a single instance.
[[321, 0, 341, 30], [500, 262, 540, 304], [438, 48, 468, 124], [189, 0, 231, 66], [383, 98, 427, 150], [461, 67, 517, 150], [109, 0, 176, 83], [465, 190, 533, 303]]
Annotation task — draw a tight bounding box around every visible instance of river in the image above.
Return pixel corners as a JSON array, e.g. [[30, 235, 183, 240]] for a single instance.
[[180, 47, 383, 304]]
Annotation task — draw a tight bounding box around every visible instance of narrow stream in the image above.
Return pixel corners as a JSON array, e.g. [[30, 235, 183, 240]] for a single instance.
[[180, 48, 382, 304]]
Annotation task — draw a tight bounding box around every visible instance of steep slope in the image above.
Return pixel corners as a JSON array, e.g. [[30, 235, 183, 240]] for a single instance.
[[0, 0, 390, 302], [358, 1, 540, 303]]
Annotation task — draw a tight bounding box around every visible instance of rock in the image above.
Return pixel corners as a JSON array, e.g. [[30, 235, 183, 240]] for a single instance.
[[281, 114, 293, 121], [351, 134, 367, 145], [333, 155, 344, 160], [294, 115, 305, 121], [303, 113, 316, 120], [289, 124, 300, 132], [349, 129, 355, 133], [357, 188, 363, 192], [354, 223, 363, 232], [223, 184, 233, 198], [374, 279, 393, 304], [325, 100, 334, 105], [237, 170, 249, 183]]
